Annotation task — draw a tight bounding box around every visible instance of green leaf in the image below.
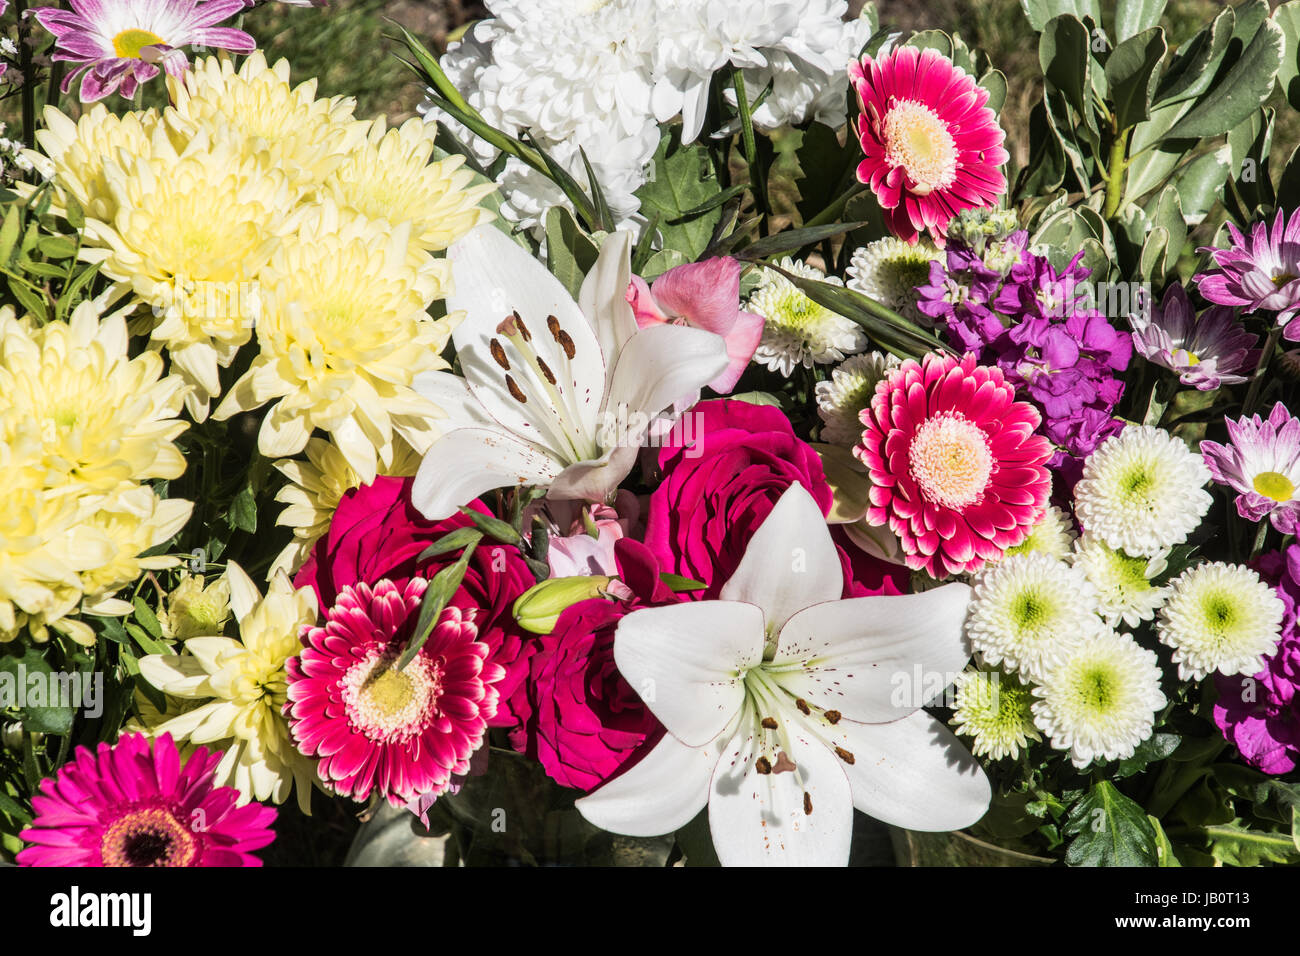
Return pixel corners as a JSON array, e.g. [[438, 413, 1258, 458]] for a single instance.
[[544, 206, 600, 300], [0, 205, 21, 266], [1277, 1, 1300, 109], [1115, 733, 1181, 778], [636, 132, 721, 261], [640, 248, 690, 281], [124, 623, 169, 657], [1153, 6, 1234, 105], [1014, 101, 1067, 199], [0, 789, 32, 825], [1206, 820, 1300, 866], [669, 184, 750, 223], [793, 123, 859, 227], [659, 573, 709, 592], [227, 485, 257, 534], [1039, 15, 1093, 121], [904, 29, 953, 58], [1104, 28, 1167, 130], [1020, 0, 1102, 33], [0, 646, 75, 736], [735, 221, 867, 261], [1114, 0, 1167, 43], [1148, 815, 1181, 866], [398, 540, 479, 670], [1172, 147, 1230, 225], [1064, 780, 1160, 866], [131, 597, 163, 641], [62, 195, 85, 231], [36, 235, 78, 260], [8, 277, 49, 319], [1162, 19, 1283, 141], [578, 147, 615, 234], [416, 527, 484, 563], [456, 506, 522, 546], [978, 69, 1008, 114]]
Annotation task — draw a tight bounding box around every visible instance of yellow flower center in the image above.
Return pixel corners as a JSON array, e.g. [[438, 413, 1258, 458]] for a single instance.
[[908, 411, 993, 511], [1253, 470, 1295, 502], [112, 29, 165, 60], [343, 651, 440, 743], [882, 100, 959, 195], [1273, 271, 1298, 288]]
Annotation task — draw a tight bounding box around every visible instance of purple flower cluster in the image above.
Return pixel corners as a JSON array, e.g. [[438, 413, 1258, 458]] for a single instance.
[[917, 233, 1131, 479], [1215, 546, 1300, 775]]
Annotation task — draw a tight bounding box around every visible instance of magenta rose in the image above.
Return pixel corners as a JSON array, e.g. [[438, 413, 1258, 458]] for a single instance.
[[644, 399, 908, 598], [295, 476, 538, 731]]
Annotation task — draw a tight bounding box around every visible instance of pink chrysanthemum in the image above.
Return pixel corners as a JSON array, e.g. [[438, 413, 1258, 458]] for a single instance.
[[31, 0, 255, 103], [1202, 402, 1300, 534], [286, 578, 505, 811], [849, 46, 1010, 244], [17, 733, 276, 867], [1194, 208, 1300, 334], [855, 351, 1052, 577]]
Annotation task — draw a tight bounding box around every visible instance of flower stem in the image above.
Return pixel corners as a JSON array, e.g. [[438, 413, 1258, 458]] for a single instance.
[[1101, 127, 1130, 222], [15, 0, 35, 146], [1250, 520, 1270, 560], [1242, 326, 1282, 418]]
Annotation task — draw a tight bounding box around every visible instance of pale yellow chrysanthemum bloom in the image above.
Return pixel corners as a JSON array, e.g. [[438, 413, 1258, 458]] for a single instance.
[[76, 485, 193, 608], [323, 115, 496, 252], [0, 303, 189, 492], [89, 126, 292, 421], [138, 562, 321, 813], [167, 52, 363, 193], [213, 201, 455, 483], [25, 103, 162, 222], [270, 436, 423, 578], [159, 572, 232, 641]]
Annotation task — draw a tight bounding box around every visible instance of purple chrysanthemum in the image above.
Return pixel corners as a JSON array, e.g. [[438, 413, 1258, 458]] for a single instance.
[[31, 0, 255, 102], [18, 733, 277, 866], [1130, 284, 1259, 390], [1215, 546, 1300, 775], [1201, 402, 1300, 533], [1194, 208, 1300, 335]]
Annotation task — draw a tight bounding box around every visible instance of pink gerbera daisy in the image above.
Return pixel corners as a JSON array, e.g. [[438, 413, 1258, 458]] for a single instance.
[[849, 46, 1009, 244], [286, 578, 505, 812], [31, 0, 255, 103], [854, 351, 1052, 578], [18, 733, 276, 867]]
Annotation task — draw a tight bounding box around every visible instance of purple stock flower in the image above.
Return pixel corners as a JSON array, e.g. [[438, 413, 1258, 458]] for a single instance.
[[1194, 208, 1300, 335], [1131, 284, 1259, 390], [31, 0, 256, 103], [1214, 546, 1300, 775], [1201, 402, 1300, 534]]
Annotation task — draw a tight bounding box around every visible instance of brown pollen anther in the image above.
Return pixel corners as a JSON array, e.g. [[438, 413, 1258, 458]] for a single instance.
[[824, 710, 842, 724], [556, 329, 576, 360], [489, 339, 510, 371], [835, 747, 856, 765], [760, 716, 778, 730], [506, 375, 527, 403], [513, 310, 532, 341], [795, 698, 811, 715], [803, 792, 813, 815], [754, 756, 772, 775], [536, 357, 557, 385]]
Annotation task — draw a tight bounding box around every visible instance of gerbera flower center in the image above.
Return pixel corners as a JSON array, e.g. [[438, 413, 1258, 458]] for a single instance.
[[343, 650, 441, 743], [101, 805, 197, 867], [1253, 470, 1295, 502], [112, 28, 165, 60], [908, 411, 993, 510], [881, 100, 959, 194]]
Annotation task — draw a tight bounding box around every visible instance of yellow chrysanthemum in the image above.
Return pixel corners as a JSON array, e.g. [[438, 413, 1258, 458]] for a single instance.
[[89, 126, 292, 420], [138, 562, 322, 812], [213, 201, 454, 482], [323, 116, 496, 251], [0, 303, 189, 492], [26, 103, 161, 221], [270, 436, 423, 577], [168, 52, 363, 192], [159, 572, 232, 641], [75, 485, 193, 605]]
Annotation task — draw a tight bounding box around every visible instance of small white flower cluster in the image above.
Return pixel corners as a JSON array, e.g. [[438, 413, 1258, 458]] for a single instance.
[[425, 0, 875, 232], [954, 426, 1283, 768], [0, 122, 35, 181]]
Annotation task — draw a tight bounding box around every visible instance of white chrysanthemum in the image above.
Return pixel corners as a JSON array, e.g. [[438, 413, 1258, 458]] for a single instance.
[[815, 351, 899, 447], [966, 552, 1103, 680], [749, 258, 868, 376], [1003, 505, 1077, 561], [1071, 536, 1169, 629], [846, 237, 942, 325], [1156, 562, 1285, 681], [138, 562, 321, 812], [1031, 629, 1167, 768], [160, 573, 232, 641], [1073, 426, 1212, 556], [950, 667, 1041, 760]]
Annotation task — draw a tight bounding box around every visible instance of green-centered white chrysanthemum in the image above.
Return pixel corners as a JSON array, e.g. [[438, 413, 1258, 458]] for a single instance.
[[1071, 535, 1169, 629], [748, 257, 867, 376], [966, 552, 1103, 680], [845, 237, 941, 325], [160, 573, 232, 641], [1031, 628, 1166, 768], [815, 351, 899, 448], [950, 667, 1040, 760], [269, 436, 422, 578], [1156, 562, 1284, 680], [1073, 425, 1211, 557], [1002, 505, 1076, 561]]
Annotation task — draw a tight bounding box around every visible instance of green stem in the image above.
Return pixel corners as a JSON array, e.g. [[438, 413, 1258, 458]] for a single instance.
[[1101, 127, 1130, 221], [15, 0, 35, 146], [1242, 326, 1282, 418], [1249, 520, 1269, 561], [729, 66, 769, 221], [804, 183, 866, 230]]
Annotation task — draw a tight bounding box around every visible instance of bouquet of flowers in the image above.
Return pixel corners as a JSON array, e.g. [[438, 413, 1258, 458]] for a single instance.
[[2, 0, 1299, 868]]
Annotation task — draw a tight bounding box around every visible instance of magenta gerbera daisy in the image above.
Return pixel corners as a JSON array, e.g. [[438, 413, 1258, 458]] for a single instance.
[[31, 0, 255, 103], [1195, 208, 1300, 334], [849, 46, 1010, 244], [855, 351, 1053, 577], [17, 733, 276, 867], [286, 577, 505, 811], [1201, 402, 1300, 534]]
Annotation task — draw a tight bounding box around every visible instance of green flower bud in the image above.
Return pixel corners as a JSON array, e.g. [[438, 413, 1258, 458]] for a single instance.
[[513, 576, 614, 634]]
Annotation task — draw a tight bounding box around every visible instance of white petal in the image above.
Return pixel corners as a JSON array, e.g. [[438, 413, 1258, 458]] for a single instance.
[[136, 653, 212, 697], [604, 323, 728, 428], [224, 561, 262, 625], [829, 710, 991, 832], [771, 583, 973, 722], [411, 426, 563, 520], [719, 482, 841, 634], [579, 230, 638, 378], [708, 699, 853, 866], [575, 732, 715, 837], [614, 601, 764, 747], [546, 443, 640, 504], [410, 371, 494, 432]]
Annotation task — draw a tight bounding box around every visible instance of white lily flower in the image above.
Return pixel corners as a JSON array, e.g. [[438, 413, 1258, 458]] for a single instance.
[[410, 225, 729, 519], [576, 483, 991, 866]]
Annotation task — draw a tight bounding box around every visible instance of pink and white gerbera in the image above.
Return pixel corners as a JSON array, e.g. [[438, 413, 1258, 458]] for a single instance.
[[854, 351, 1052, 578], [1195, 208, 1300, 334], [31, 0, 255, 102], [1201, 402, 1300, 534], [285, 578, 505, 812], [849, 46, 1009, 244]]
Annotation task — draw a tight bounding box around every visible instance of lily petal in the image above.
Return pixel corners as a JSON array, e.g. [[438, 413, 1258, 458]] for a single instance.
[[604, 323, 729, 427], [579, 230, 636, 377], [411, 426, 563, 520], [614, 600, 764, 747], [575, 732, 715, 837], [547, 443, 641, 504], [410, 370, 495, 433]]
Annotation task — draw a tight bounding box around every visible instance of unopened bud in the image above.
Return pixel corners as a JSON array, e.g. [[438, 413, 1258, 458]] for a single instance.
[[513, 576, 614, 634]]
